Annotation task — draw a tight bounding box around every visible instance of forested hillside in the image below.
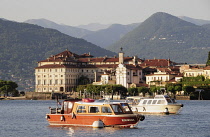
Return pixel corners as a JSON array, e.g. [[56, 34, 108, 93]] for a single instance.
[[0, 19, 116, 91], [107, 12, 210, 64]]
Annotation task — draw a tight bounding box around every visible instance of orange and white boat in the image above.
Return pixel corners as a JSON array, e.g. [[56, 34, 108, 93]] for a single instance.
[[46, 98, 145, 128]]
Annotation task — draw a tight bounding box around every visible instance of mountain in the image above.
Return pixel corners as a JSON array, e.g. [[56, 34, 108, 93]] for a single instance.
[[202, 24, 210, 30], [82, 23, 140, 48], [179, 16, 210, 26], [0, 19, 116, 91], [77, 23, 111, 31], [107, 12, 210, 64], [24, 19, 92, 38]]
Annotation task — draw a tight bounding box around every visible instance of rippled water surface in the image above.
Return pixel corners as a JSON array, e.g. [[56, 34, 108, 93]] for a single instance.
[[0, 100, 210, 137]]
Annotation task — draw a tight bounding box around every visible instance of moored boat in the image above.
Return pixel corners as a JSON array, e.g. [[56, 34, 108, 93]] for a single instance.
[[46, 98, 145, 128], [126, 95, 184, 114]]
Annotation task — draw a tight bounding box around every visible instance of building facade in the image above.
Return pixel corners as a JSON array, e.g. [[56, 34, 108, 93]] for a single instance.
[[35, 49, 144, 92]]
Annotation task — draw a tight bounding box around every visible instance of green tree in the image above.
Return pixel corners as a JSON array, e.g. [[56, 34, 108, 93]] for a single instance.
[[150, 86, 157, 95], [206, 51, 210, 66], [0, 80, 18, 96], [182, 86, 194, 95], [128, 88, 137, 96], [137, 86, 149, 96]]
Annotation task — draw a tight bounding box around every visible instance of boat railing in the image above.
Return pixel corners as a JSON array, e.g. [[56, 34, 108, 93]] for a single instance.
[[50, 107, 62, 114]]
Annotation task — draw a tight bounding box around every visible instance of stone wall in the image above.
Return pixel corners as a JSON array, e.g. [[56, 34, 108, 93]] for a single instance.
[[176, 95, 190, 100], [25, 92, 52, 100]]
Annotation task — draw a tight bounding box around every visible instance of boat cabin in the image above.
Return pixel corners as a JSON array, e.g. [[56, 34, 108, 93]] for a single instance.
[[126, 95, 176, 106], [50, 99, 134, 115]]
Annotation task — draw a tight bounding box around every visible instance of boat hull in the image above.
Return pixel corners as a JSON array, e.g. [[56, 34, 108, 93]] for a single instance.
[[46, 113, 141, 127], [131, 104, 183, 114]]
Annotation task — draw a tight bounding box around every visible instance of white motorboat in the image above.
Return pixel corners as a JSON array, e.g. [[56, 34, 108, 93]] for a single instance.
[[126, 95, 184, 114]]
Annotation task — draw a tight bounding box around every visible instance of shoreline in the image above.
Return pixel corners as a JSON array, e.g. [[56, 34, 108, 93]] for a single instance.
[[0, 96, 27, 100]]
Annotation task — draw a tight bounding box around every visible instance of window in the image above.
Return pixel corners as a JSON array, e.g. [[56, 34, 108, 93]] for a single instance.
[[121, 103, 132, 113], [102, 107, 112, 113], [152, 100, 157, 104], [111, 104, 123, 113], [147, 100, 152, 104], [166, 98, 172, 103], [157, 100, 165, 104], [89, 106, 99, 113], [143, 100, 147, 104], [55, 79, 58, 84], [38, 80, 41, 85], [77, 106, 86, 113], [68, 102, 73, 109]]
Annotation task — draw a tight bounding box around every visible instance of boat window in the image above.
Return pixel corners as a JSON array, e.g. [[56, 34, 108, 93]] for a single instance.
[[133, 99, 140, 105], [152, 100, 157, 104], [102, 106, 112, 113], [89, 106, 99, 113], [121, 103, 132, 113], [147, 100, 152, 104], [68, 102, 73, 109], [166, 98, 172, 103], [63, 102, 68, 111], [157, 100, 165, 104], [77, 105, 86, 113], [171, 98, 176, 103], [143, 100, 147, 104], [111, 104, 123, 113]]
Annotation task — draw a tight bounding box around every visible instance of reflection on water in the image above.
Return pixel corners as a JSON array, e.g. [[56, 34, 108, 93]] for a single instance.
[[48, 125, 132, 137], [1, 100, 210, 137]]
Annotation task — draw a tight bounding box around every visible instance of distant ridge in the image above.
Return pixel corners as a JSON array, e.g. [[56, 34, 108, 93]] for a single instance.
[[25, 18, 92, 38], [179, 16, 210, 26], [82, 23, 140, 48], [107, 12, 210, 64], [77, 23, 111, 31]]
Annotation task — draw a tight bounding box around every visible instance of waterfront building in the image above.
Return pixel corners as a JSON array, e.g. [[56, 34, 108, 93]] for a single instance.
[[179, 64, 210, 80], [35, 49, 144, 92]]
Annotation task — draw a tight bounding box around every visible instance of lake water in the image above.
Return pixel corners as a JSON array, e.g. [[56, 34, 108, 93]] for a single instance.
[[0, 100, 210, 137]]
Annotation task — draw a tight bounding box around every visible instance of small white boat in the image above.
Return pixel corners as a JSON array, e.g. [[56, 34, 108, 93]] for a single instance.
[[126, 95, 184, 114]]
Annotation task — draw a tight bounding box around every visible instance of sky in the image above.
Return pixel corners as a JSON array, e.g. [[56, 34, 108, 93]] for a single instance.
[[0, 0, 210, 26]]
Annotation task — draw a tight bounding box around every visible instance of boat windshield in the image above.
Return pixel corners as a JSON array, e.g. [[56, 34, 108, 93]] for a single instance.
[[110, 104, 124, 114], [166, 98, 172, 103], [121, 103, 133, 113]]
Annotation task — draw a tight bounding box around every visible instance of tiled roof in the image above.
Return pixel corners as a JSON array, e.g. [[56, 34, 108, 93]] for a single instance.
[[140, 59, 172, 67], [204, 66, 210, 70], [125, 64, 142, 70]]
